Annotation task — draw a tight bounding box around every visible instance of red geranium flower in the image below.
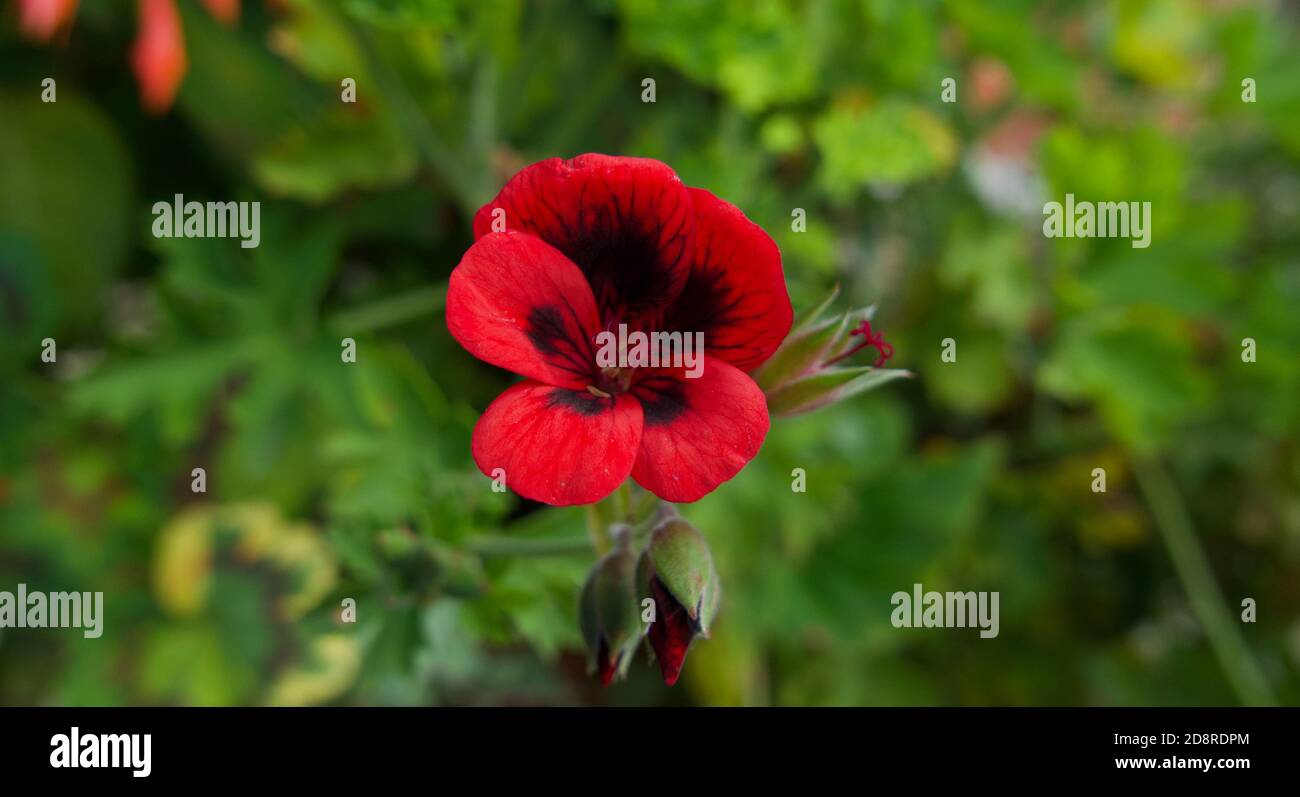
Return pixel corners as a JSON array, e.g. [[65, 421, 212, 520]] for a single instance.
[[446, 154, 793, 505]]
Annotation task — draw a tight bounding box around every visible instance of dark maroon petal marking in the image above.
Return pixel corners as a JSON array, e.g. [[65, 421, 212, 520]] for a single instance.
[[630, 356, 770, 503], [525, 305, 597, 383], [472, 381, 644, 506], [660, 188, 792, 373], [630, 373, 688, 426], [545, 386, 614, 416], [446, 231, 602, 390], [660, 265, 760, 355], [473, 155, 696, 327]]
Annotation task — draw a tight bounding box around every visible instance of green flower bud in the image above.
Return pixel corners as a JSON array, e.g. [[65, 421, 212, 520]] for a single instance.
[[639, 518, 720, 685], [755, 286, 911, 417], [644, 519, 718, 632], [766, 364, 910, 417], [578, 542, 645, 686]]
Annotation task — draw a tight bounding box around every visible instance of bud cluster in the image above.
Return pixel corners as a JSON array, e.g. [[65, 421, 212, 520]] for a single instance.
[[579, 511, 719, 686]]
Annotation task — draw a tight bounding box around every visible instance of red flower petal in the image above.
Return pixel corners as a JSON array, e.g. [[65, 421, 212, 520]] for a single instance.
[[130, 0, 187, 115], [662, 188, 793, 373], [447, 231, 603, 389], [630, 357, 770, 503], [647, 576, 696, 686], [472, 381, 644, 506], [595, 639, 620, 687], [473, 154, 695, 327]]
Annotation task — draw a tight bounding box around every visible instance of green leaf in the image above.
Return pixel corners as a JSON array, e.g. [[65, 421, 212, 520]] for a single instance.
[[254, 108, 418, 203], [0, 92, 131, 330], [813, 99, 957, 200]]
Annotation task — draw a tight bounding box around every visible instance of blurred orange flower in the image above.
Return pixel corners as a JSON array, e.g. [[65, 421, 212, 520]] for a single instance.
[[130, 0, 187, 114], [13, 0, 243, 114], [201, 0, 239, 24], [17, 0, 77, 42]]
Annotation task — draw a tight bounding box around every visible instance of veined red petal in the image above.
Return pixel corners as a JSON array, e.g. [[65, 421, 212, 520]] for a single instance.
[[131, 0, 187, 115], [472, 381, 643, 506], [662, 188, 793, 373], [630, 356, 770, 503], [447, 231, 603, 389], [473, 154, 694, 326]]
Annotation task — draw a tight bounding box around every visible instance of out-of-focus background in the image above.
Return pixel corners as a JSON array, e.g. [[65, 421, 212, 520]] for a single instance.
[[1, 0, 1298, 706]]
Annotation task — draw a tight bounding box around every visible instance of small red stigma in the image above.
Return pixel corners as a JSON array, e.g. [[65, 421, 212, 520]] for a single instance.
[[826, 319, 894, 367]]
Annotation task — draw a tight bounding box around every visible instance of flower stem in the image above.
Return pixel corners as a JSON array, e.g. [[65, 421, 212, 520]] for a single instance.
[[1133, 457, 1276, 706], [585, 505, 613, 556], [616, 481, 633, 522]]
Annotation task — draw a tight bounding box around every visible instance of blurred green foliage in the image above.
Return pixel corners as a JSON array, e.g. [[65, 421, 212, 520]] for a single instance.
[[1, 0, 1298, 706]]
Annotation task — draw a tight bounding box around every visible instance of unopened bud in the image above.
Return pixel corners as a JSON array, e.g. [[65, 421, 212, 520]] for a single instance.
[[579, 544, 645, 686], [756, 286, 910, 417], [639, 518, 720, 685]]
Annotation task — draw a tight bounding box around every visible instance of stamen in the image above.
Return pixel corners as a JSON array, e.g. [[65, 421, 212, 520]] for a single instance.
[[587, 385, 612, 398], [825, 319, 894, 368], [598, 366, 633, 395]]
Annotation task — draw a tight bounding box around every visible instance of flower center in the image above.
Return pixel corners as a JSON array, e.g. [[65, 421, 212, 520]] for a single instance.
[[590, 366, 634, 397]]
